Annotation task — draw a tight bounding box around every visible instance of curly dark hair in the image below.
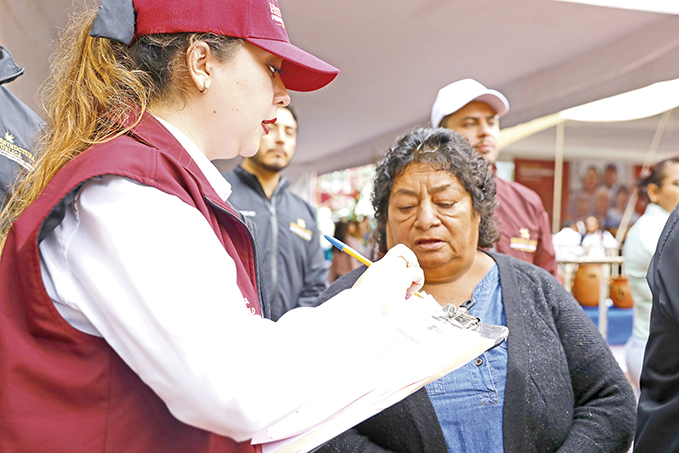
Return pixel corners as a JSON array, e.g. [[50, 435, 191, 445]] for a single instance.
[[371, 127, 498, 254]]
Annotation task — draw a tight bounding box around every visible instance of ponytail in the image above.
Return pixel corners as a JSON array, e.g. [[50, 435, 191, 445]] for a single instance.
[[0, 6, 151, 246], [0, 6, 244, 247]]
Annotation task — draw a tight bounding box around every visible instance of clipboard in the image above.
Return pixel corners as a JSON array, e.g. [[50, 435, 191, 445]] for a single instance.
[[432, 299, 508, 349], [253, 294, 509, 453]]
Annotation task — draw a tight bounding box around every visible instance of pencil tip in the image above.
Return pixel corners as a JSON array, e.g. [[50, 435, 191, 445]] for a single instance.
[[324, 234, 344, 251]]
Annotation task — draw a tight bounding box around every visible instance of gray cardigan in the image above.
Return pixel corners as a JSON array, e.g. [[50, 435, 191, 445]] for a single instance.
[[316, 251, 635, 453]]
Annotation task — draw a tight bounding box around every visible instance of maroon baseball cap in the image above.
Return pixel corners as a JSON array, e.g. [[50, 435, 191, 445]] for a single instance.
[[91, 0, 339, 92]]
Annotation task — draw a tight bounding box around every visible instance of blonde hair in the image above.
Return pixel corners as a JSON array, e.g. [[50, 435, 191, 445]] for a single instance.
[[0, 7, 242, 247]]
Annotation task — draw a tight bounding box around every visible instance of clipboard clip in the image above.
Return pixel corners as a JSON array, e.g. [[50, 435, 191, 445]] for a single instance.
[[433, 299, 480, 329]]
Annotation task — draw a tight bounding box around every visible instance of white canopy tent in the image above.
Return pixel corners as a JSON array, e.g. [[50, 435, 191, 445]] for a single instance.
[[2, 0, 679, 185], [500, 78, 679, 232]]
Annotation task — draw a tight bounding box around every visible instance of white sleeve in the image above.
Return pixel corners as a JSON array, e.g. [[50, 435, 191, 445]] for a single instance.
[[39, 175, 384, 441]]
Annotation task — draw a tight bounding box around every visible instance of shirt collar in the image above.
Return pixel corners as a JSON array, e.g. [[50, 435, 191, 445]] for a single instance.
[[152, 115, 232, 202], [647, 202, 671, 218]]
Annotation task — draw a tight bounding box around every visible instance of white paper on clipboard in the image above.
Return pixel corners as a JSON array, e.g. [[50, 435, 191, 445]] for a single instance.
[[253, 294, 509, 453]]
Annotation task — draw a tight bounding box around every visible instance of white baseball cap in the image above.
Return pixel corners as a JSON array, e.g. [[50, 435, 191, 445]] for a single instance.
[[430, 78, 510, 128]]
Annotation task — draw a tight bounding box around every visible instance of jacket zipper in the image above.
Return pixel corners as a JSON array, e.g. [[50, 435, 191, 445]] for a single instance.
[[269, 190, 279, 303], [205, 196, 269, 319]]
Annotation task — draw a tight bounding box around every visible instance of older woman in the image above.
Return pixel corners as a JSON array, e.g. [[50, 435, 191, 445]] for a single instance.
[[317, 128, 635, 453]]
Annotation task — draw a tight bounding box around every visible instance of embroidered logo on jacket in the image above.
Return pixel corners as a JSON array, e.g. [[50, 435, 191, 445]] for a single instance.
[[290, 218, 312, 241], [510, 228, 537, 252], [0, 129, 34, 171]]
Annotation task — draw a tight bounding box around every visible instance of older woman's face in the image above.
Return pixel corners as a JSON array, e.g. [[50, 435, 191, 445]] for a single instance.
[[386, 163, 480, 276]]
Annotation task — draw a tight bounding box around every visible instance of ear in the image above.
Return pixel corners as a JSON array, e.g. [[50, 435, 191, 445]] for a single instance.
[[647, 183, 660, 204], [186, 41, 213, 94], [472, 208, 481, 230]]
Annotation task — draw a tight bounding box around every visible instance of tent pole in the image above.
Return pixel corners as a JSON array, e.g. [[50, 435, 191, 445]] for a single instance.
[[552, 122, 565, 234], [615, 109, 673, 243]]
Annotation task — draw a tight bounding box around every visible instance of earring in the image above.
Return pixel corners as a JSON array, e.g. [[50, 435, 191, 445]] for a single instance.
[[201, 84, 209, 94]]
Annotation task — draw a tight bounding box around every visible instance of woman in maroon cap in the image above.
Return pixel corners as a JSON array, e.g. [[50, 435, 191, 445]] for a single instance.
[[0, 1, 426, 451]]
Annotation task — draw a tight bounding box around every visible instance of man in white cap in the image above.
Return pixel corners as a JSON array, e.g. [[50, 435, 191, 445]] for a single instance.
[[431, 79, 558, 277]]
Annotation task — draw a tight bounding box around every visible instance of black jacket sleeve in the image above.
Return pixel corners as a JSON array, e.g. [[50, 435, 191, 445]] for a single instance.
[[296, 219, 330, 308], [635, 207, 679, 452], [549, 279, 636, 452]]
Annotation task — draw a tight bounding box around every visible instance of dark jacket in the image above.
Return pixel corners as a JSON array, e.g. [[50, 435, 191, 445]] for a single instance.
[[316, 252, 635, 453], [635, 205, 679, 453], [0, 46, 42, 208], [224, 165, 328, 321], [0, 112, 262, 452]]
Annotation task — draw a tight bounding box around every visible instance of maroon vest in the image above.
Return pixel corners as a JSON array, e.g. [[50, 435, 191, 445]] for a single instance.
[[0, 114, 263, 452]]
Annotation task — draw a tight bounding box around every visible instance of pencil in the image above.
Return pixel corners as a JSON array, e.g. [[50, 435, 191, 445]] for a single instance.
[[324, 234, 424, 298], [324, 234, 373, 266]]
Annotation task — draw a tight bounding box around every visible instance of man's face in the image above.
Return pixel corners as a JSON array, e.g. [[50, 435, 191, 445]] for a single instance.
[[442, 101, 500, 164], [247, 107, 297, 173]]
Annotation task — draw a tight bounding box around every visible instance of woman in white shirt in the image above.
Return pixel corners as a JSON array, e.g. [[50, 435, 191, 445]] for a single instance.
[[0, 1, 426, 451], [624, 156, 679, 393]]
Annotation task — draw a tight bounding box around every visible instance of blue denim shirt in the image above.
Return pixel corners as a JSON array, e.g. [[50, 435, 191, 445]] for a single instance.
[[425, 263, 507, 453]]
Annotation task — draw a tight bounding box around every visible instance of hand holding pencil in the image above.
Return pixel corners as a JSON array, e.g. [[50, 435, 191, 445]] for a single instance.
[[325, 235, 424, 302]]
